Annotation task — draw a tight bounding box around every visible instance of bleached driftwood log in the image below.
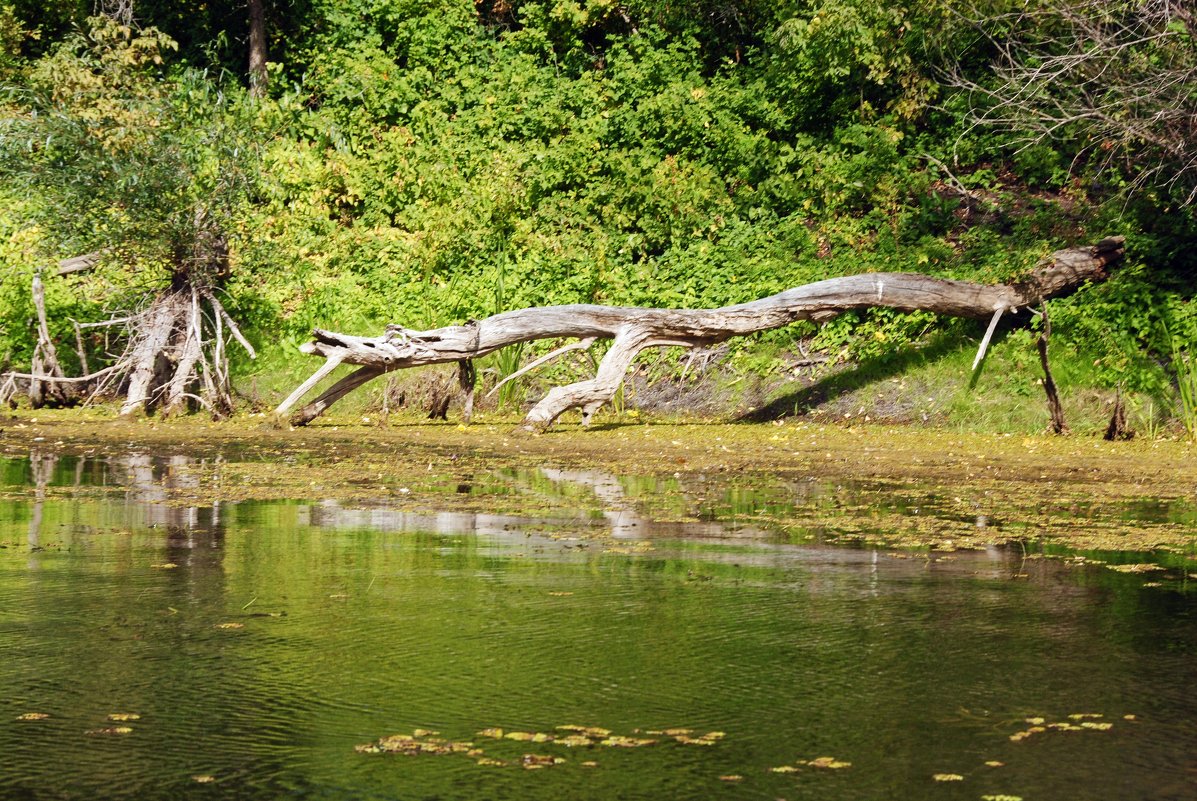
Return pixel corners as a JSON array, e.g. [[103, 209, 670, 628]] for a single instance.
[[277, 236, 1125, 430]]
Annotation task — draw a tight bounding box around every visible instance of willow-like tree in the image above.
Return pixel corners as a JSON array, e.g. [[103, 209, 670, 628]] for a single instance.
[[0, 17, 265, 415]]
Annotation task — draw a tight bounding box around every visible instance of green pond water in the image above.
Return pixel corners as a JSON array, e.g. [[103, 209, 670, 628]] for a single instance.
[[1, 452, 1196, 801]]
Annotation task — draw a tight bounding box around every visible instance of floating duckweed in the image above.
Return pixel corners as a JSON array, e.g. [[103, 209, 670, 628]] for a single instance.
[[932, 773, 964, 782], [1009, 713, 1116, 742], [674, 731, 724, 746], [15, 713, 49, 721], [600, 736, 657, 748], [360, 722, 723, 769], [505, 731, 553, 743], [107, 713, 141, 722], [556, 735, 594, 747], [1047, 722, 1084, 732], [357, 732, 475, 756], [556, 725, 610, 737]]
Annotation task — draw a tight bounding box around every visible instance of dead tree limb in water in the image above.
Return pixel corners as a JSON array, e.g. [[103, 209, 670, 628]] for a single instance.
[[277, 237, 1125, 431]]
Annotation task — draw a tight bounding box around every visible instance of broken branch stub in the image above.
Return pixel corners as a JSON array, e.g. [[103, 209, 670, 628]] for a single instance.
[[277, 237, 1125, 430]]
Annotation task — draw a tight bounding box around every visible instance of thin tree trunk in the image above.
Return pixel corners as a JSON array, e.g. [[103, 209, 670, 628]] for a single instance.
[[29, 273, 70, 408], [248, 0, 268, 97]]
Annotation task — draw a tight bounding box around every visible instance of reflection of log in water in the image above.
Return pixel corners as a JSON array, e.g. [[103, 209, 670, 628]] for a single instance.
[[303, 502, 530, 538], [538, 468, 644, 539], [303, 468, 766, 541], [536, 468, 769, 540], [27, 449, 58, 554]]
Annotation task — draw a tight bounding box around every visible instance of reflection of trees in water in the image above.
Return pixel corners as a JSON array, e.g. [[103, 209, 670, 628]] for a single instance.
[[7, 451, 289, 791], [24, 449, 227, 573], [104, 453, 229, 587], [118, 453, 218, 530]]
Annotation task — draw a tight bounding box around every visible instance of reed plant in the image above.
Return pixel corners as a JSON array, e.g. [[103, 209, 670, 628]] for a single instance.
[[1171, 339, 1197, 441]]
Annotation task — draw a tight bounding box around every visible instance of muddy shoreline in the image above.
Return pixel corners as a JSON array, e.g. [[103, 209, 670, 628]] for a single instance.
[[3, 409, 1196, 553]]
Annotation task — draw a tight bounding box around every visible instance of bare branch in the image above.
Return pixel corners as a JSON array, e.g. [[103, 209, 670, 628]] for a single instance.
[[2, 362, 128, 384], [484, 337, 597, 399], [204, 291, 256, 359], [946, 0, 1197, 203]]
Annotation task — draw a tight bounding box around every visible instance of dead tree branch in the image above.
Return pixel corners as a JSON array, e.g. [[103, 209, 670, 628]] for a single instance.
[[277, 237, 1125, 431]]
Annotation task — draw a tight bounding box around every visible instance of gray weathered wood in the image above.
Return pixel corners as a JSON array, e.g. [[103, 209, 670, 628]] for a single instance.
[[120, 293, 186, 416]]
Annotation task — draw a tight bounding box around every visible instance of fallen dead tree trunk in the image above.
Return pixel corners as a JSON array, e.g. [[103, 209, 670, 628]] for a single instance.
[[277, 237, 1125, 431]]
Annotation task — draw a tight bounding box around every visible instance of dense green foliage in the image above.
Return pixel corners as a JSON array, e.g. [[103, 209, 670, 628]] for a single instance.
[[2, 1, 1196, 428]]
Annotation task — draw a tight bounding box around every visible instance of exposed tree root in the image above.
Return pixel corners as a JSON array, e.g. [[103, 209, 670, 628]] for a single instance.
[[4, 281, 254, 418]]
